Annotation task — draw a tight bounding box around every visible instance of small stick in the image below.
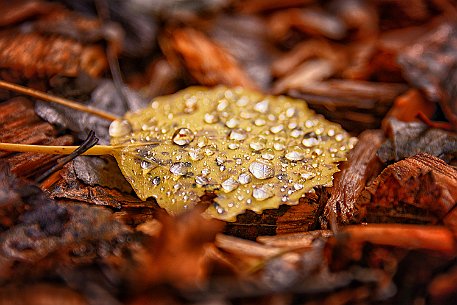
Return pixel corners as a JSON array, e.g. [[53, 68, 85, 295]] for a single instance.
[[416, 112, 454, 131], [0, 80, 119, 121], [35, 130, 99, 183], [343, 224, 455, 254]]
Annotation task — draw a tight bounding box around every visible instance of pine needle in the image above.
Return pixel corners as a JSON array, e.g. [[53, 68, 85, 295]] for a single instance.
[[0, 80, 119, 121], [0, 142, 114, 156]]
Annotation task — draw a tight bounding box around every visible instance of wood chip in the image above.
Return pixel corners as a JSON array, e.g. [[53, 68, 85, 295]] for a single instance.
[[362, 153, 457, 223], [324, 130, 385, 226]]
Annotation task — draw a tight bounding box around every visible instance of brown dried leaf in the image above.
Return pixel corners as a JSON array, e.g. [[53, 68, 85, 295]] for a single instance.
[[210, 15, 273, 90], [383, 89, 436, 126], [378, 119, 457, 163], [128, 208, 224, 289], [0, 30, 107, 78], [398, 21, 457, 129], [0, 0, 60, 26], [160, 27, 257, 88]]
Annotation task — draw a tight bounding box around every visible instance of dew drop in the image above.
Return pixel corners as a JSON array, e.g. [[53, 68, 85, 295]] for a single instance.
[[189, 148, 204, 161], [254, 100, 269, 113], [313, 148, 323, 156], [238, 173, 252, 185], [152, 176, 161, 185], [217, 99, 229, 111], [301, 172, 316, 180], [335, 134, 344, 142], [253, 185, 273, 201], [229, 128, 248, 141], [205, 145, 216, 156], [288, 122, 298, 129], [249, 138, 266, 151], [184, 96, 198, 113], [237, 96, 249, 106], [240, 111, 254, 119], [285, 149, 305, 161], [254, 118, 266, 126], [198, 136, 209, 148], [290, 129, 303, 138], [286, 107, 296, 117], [228, 143, 240, 150], [225, 118, 239, 128], [195, 175, 209, 186], [274, 143, 286, 151], [261, 148, 275, 160], [109, 120, 132, 137], [305, 120, 315, 128], [204, 112, 219, 124], [170, 162, 188, 176], [201, 168, 210, 176], [141, 160, 152, 169], [294, 183, 304, 190], [249, 161, 275, 179], [216, 155, 226, 166], [214, 203, 226, 214], [270, 124, 284, 134], [315, 127, 324, 135], [221, 177, 239, 192], [302, 137, 319, 147], [172, 128, 194, 146]]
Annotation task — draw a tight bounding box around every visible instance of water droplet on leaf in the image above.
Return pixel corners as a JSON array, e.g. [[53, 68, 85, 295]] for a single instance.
[[172, 128, 194, 146], [249, 161, 275, 179]]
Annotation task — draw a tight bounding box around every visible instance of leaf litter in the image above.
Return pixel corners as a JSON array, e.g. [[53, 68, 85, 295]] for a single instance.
[[1, 1, 457, 304]]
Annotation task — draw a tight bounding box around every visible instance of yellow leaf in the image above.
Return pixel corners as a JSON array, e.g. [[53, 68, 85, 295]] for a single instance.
[[110, 86, 356, 221]]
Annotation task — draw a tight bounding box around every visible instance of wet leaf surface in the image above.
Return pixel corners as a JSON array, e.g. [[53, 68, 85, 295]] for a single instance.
[[110, 86, 355, 221]]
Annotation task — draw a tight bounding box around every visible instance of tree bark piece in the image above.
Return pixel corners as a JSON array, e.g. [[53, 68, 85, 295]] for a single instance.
[[323, 130, 385, 227], [0, 96, 73, 178], [362, 153, 457, 223]]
